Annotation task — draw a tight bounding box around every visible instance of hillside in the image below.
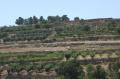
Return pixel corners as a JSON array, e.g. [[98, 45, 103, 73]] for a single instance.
[[1, 16, 120, 43], [0, 16, 120, 79]]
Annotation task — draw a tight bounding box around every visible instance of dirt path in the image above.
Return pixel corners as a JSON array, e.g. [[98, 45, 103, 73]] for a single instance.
[[0, 47, 68, 53], [0, 40, 120, 53]]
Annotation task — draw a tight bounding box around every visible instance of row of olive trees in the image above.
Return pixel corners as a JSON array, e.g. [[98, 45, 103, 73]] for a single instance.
[[3, 59, 120, 79], [3, 28, 53, 42]]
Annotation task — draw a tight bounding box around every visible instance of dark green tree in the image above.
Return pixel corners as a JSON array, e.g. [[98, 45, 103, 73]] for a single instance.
[[47, 15, 62, 23], [87, 64, 95, 79], [61, 15, 69, 22], [55, 15, 61, 23], [28, 17, 33, 24], [108, 60, 120, 79], [56, 60, 84, 79], [64, 53, 71, 60], [94, 65, 108, 79], [24, 19, 29, 25], [74, 17, 80, 22], [33, 16, 38, 24], [15, 17, 24, 25], [47, 16, 56, 23], [39, 16, 46, 23]]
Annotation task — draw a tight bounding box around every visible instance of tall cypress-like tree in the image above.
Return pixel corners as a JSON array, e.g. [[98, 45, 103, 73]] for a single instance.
[[39, 16, 46, 23], [28, 17, 33, 24], [33, 16, 38, 24]]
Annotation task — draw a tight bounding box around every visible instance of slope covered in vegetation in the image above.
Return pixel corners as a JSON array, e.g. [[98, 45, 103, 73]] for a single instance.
[[0, 15, 120, 43], [0, 15, 120, 79]]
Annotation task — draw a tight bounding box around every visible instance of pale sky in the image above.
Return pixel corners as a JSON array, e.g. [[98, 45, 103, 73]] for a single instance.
[[0, 0, 120, 26]]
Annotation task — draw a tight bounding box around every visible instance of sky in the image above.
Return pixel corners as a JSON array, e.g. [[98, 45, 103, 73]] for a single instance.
[[0, 0, 120, 26]]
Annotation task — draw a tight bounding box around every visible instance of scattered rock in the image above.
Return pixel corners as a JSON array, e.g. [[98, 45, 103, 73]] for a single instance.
[[19, 70, 28, 76], [0, 70, 8, 79]]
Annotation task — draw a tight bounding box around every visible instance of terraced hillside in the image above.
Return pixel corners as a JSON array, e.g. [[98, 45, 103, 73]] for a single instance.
[[0, 17, 120, 79]]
